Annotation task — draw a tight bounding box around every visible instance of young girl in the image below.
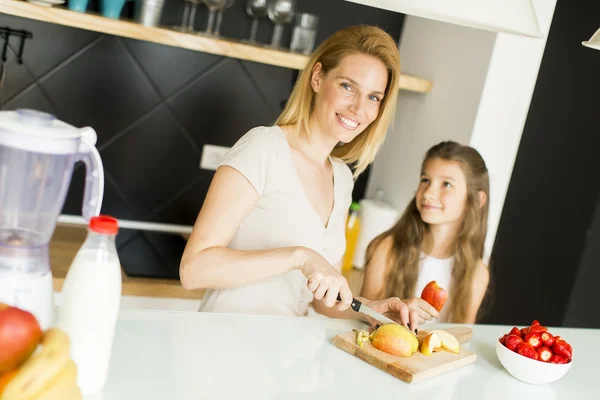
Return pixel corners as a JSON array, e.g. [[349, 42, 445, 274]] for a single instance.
[[180, 25, 420, 331], [361, 141, 490, 324]]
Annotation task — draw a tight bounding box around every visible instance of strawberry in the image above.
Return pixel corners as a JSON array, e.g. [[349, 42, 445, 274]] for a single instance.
[[531, 320, 541, 326], [504, 334, 524, 352], [499, 334, 508, 345], [529, 325, 548, 333], [549, 354, 569, 364], [521, 327, 530, 336], [537, 346, 553, 362], [517, 342, 539, 360], [552, 339, 573, 359], [541, 332, 555, 347], [524, 332, 542, 349], [509, 327, 521, 337]]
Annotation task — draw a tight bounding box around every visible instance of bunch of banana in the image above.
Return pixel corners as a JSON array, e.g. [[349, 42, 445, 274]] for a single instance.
[[0, 328, 81, 400]]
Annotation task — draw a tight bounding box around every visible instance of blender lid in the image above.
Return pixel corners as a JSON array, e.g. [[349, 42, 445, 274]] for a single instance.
[[0, 109, 85, 154]]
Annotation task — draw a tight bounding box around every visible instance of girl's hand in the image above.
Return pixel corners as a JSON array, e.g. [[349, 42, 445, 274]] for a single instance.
[[404, 297, 440, 324], [364, 297, 420, 332], [298, 248, 353, 311]]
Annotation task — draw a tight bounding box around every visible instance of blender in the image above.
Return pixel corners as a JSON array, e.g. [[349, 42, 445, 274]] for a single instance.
[[0, 109, 104, 330]]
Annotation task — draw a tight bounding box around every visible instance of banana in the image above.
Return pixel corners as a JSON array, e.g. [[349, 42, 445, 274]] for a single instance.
[[0, 328, 72, 400], [34, 360, 80, 400]]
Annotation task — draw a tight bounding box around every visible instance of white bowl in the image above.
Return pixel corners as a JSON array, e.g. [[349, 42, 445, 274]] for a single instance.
[[495, 339, 572, 385]]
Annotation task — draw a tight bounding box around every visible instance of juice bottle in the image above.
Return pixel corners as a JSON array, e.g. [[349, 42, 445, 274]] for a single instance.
[[342, 202, 361, 272]]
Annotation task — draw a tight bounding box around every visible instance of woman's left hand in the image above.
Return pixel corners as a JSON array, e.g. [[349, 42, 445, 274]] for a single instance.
[[363, 297, 420, 332]]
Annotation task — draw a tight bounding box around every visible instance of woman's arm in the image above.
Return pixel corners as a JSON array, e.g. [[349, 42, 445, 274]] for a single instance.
[[179, 166, 301, 290], [180, 165, 354, 310], [464, 260, 490, 324], [360, 235, 395, 300]]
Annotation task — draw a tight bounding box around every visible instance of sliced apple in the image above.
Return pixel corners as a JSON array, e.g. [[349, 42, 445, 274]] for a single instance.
[[419, 332, 442, 356], [430, 330, 460, 354]]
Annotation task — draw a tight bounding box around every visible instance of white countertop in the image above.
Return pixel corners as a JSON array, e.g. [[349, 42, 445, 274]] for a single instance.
[[81, 307, 596, 400]]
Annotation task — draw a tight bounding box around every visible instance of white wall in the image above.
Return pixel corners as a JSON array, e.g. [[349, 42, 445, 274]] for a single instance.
[[365, 16, 496, 245], [366, 0, 557, 263], [469, 0, 558, 261]]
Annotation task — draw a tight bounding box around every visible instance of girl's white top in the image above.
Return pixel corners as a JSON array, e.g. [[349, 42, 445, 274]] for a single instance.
[[415, 253, 454, 323]]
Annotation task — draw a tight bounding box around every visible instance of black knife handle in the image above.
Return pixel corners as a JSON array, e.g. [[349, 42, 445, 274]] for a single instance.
[[336, 293, 361, 312]]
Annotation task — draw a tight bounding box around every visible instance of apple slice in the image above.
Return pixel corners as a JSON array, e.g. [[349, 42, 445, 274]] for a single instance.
[[430, 330, 460, 354], [419, 332, 442, 356]]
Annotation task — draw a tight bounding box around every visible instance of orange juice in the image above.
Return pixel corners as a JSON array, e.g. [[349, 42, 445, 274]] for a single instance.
[[342, 202, 361, 272]]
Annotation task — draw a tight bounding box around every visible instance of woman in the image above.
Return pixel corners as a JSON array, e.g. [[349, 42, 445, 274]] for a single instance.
[[180, 25, 419, 331]]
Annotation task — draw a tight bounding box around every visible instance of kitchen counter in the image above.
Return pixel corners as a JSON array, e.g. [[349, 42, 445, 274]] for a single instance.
[[81, 307, 596, 400]]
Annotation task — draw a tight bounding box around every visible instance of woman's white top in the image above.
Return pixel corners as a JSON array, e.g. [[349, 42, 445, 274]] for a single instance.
[[415, 253, 454, 323], [198, 126, 354, 317]]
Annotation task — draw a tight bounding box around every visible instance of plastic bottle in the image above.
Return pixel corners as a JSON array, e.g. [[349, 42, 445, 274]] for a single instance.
[[56, 215, 122, 396], [342, 202, 361, 272]]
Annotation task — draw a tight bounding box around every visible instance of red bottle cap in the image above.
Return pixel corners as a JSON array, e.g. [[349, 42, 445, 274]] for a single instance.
[[90, 215, 119, 235]]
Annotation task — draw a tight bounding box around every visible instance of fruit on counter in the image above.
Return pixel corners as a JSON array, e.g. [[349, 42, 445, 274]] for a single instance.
[[504, 334, 523, 352], [0, 370, 19, 395], [0, 303, 43, 374], [537, 347, 553, 362], [517, 342, 539, 360], [353, 329, 371, 347], [0, 328, 81, 400], [541, 332, 555, 347], [498, 320, 573, 364], [509, 327, 521, 337], [420, 281, 448, 312], [419, 332, 442, 356], [552, 338, 573, 360], [523, 332, 542, 349], [371, 324, 419, 357], [549, 354, 569, 364], [499, 334, 507, 345], [429, 330, 460, 354]]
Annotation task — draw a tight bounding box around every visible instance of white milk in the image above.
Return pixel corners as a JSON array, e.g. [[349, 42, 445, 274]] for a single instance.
[[56, 226, 122, 396]]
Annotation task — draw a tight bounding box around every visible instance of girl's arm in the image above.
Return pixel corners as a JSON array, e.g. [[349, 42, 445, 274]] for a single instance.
[[360, 235, 395, 300], [464, 260, 490, 324]]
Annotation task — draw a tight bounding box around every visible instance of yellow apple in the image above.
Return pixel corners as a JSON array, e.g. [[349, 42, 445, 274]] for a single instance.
[[430, 329, 460, 353], [371, 324, 418, 357], [419, 332, 442, 356]]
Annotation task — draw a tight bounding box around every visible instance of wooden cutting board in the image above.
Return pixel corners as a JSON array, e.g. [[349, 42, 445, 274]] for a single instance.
[[332, 326, 476, 384]]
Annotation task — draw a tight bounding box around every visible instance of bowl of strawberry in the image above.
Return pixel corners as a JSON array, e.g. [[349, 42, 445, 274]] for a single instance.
[[496, 320, 573, 384]]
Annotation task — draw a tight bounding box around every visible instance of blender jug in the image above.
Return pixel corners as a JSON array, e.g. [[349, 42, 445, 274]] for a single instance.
[[0, 109, 104, 329]]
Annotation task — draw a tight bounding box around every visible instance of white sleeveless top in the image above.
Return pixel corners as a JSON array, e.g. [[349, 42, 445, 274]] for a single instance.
[[415, 253, 454, 323], [197, 126, 354, 317]]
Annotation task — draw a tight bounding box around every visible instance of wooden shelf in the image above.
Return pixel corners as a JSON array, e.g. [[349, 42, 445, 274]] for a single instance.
[[0, 0, 433, 93]]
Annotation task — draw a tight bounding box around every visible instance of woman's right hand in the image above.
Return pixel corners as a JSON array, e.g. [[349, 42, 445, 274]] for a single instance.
[[404, 297, 440, 324], [297, 247, 353, 312]]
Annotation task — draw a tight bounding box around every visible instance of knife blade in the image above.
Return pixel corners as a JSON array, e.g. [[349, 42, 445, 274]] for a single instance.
[[336, 294, 417, 336]]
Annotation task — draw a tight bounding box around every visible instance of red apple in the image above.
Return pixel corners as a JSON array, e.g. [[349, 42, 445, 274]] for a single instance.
[[420, 280, 448, 312], [0, 303, 43, 373]]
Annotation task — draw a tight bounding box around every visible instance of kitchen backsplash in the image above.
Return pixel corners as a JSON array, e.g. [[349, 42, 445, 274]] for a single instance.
[[0, 0, 404, 280]]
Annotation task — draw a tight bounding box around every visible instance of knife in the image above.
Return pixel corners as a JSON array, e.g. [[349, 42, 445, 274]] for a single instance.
[[336, 294, 417, 336]]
